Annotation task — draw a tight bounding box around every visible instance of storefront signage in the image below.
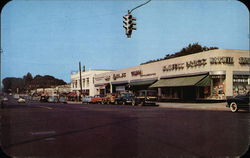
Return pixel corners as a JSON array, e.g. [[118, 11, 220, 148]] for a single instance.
[[163, 63, 184, 72], [131, 70, 142, 76], [239, 57, 250, 65], [210, 57, 234, 64], [113, 73, 126, 80], [131, 70, 156, 77], [141, 73, 156, 77], [105, 76, 111, 81], [186, 59, 207, 68], [95, 77, 104, 81]]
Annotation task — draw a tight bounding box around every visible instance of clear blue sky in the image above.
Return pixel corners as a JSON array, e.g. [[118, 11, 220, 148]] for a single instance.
[[1, 0, 249, 83]]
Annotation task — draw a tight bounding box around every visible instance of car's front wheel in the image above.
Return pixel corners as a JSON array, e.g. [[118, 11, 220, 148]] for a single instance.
[[230, 102, 238, 112]]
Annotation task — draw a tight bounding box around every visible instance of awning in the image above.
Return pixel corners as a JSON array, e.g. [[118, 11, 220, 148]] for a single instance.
[[130, 79, 157, 86], [150, 75, 209, 88], [195, 75, 211, 86]]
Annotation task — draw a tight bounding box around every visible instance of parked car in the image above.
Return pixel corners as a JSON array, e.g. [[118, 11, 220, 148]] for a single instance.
[[102, 93, 117, 104], [114, 92, 135, 105], [91, 95, 103, 104], [82, 96, 93, 104], [59, 96, 67, 104], [134, 90, 158, 106], [40, 96, 49, 102], [226, 91, 249, 112], [47, 96, 59, 103], [17, 97, 26, 103]]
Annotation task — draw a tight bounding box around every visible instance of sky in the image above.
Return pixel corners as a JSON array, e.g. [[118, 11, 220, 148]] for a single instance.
[[1, 0, 249, 83]]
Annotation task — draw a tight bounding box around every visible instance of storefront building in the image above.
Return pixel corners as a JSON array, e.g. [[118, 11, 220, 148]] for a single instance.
[[71, 69, 112, 96], [94, 49, 249, 100]]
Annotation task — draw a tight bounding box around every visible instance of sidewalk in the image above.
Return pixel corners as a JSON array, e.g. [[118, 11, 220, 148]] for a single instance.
[[67, 101, 82, 104], [157, 102, 230, 111]]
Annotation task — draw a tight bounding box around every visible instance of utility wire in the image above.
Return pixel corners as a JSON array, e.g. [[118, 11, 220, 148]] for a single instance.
[[129, 0, 152, 14]]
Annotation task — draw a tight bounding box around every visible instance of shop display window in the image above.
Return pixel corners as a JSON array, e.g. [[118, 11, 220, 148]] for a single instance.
[[211, 75, 225, 99], [233, 75, 249, 95]]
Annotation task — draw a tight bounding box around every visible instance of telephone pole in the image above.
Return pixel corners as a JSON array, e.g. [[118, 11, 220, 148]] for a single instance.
[[79, 62, 83, 96]]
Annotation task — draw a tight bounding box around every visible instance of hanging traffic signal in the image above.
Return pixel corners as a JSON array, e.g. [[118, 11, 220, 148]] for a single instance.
[[123, 13, 136, 38]]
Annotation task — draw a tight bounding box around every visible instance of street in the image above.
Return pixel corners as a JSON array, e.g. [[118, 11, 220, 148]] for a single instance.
[[0, 99, 249, 158]]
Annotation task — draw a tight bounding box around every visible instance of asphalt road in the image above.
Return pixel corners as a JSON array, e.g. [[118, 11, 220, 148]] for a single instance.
[[0, 99, 249, 158]]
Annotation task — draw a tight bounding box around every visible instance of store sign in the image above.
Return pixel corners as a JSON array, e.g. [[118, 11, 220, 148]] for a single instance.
[[163, 63, 184, 72], [186, 59, 207, 68], [210, 57, 234, 64], [105, 76, 111, 81], [113, 73, 126, 80], [95, 77, 104, 81], [131, 70, 142, 76], [239, 57, 250, 65], [131, 70, 156, 77], [141, 73, 156, 77]]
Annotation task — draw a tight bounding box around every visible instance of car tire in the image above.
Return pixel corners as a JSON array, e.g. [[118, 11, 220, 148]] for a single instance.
[[230, 102, 238, 113], [115, 101, 118, 105], [122, 101, 126, 105]]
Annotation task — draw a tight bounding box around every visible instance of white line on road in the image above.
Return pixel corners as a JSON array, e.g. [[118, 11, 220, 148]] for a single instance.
[[31, 131, 56, 135], [37, 105, 53, 110]]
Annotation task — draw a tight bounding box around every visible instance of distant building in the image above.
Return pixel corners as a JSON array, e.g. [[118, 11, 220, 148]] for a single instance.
[[71, 69, 112, 96]]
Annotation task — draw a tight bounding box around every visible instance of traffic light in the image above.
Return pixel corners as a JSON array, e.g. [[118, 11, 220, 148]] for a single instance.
[[123, 13, 136, 38]]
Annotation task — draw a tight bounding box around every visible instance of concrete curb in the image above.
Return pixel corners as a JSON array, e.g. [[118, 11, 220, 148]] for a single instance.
[[157, 102, 230, 111]]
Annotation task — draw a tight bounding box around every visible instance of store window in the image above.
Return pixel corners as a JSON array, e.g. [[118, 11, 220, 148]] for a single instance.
[[82, 79, 85, 88], [233, 75, 249, 95], [86, 78, 89, 87], [211, 75, 225, 99]]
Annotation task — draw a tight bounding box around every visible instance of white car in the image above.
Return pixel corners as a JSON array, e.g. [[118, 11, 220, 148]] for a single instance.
[[17, 98, 26, 103]]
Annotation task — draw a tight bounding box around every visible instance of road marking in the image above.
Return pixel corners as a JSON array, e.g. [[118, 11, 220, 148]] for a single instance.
[[31, 131, 56, 135], [37, 105, 53, 110], [44, 137, 56, 141]]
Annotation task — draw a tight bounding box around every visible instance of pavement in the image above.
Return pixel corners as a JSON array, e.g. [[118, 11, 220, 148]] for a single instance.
[[158, 102, 229, 111]]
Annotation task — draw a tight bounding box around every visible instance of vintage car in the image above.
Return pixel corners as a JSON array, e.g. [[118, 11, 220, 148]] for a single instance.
[[40, 96, 49, 102], [17, 97, 26, 103], [226, 91, 249, 112], [59, 96, 67, 104], [47, 96, 59, 103], [134, 90, 158, 106], [102, 93, 117, 104], [114, 92, 135, 105], [82, 96, 93, 104], [91, 95, 103, 104]]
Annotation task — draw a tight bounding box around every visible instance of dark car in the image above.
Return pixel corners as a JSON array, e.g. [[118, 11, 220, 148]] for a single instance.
[[40, 96, 49, 102], [226, 91, 249, 112], [114, 92, 135, 105], [134, 90, 158, 106]]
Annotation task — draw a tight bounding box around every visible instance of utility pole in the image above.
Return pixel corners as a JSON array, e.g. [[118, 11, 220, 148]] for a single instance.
[[79, 62, 83, 98]]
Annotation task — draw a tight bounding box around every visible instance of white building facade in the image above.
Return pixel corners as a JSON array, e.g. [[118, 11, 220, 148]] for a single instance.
[[71, 70, 112, 96]]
